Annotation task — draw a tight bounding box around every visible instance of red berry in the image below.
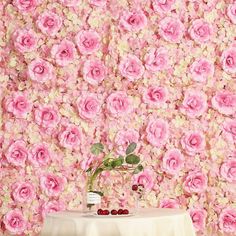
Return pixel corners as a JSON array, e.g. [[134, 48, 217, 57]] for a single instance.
[[118, 209, 123, 215], [111, 209, 118, 215], [123, 209, 129, 215], [97, 209, 103, 215], [132, 185, 138, 191], [103, 210, 109, 215]]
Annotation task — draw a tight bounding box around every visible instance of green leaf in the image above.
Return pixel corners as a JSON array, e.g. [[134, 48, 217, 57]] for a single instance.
[[125, 154, 140, 165], [133, 164, 143, 174], [111, 156, 124, 168], [91, 143, 104, 155], [125, 142, 137, 155]]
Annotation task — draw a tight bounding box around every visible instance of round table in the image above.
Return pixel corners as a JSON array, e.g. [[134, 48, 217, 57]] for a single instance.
[[41, 208, 196, 236]]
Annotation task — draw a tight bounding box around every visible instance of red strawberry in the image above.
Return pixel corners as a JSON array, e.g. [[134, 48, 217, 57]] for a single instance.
[[123, 209, 129, 215], [132, 185, 138, 191], [111, 209, 118, 215], [104, 210, 109, 215], [118, 209, 123, 215], [97, 209, 103, 215]]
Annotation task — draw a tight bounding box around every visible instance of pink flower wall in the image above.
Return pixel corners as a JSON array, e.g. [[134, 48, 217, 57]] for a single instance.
[[0, 0, 235, 235]]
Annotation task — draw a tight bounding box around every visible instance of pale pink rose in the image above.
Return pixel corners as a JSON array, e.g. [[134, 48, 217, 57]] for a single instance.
[[190, 58, 214, 83], [133, 169, 154, 190], [89, 0, 107, 7], [37, 11, 62, 36], [162, 148, 184, 175], [223, 119, 236, 142], [13, 0, 40, 13], [144, 47, 169, 72], [51, 39, 76, 66], [40, 173, 66, 197], [181, 90, 208, 118], [227, 3, 236, 24], [120, 10, 147, 32], [143, 85, 168, 107], [159, 198, 179, 208], [159, 16, 185, 43], [221, 47, 236, 74], [4, 92, 32, 118], [3, 209, 26, 235], [106, 91, 131, 116], [59, 0, 80, 6], [76, 93, 100, 120], [6, 140, 28, 167], [119, 55, 144, 81], [11, 181, 36, 203], [75, 30, 100, 55], [152, 0, 176, 13], [220, 159, 236, 183], [189, 19, 213, 44], [212, 90, 236, 115], [13, 29, 38, 53], [80, 155, 96, 171], [219, 208, 236, 233], [28, 143, 51, 167], [146, 118, 169, 147], [189, 208, 207, 232], [58, 124, 82, 149], [34, 105, 60, 128], [181, 131, 205, 156], [83, 59, 106, 85], [28, 58, 54, 83], [183, 170, 208, 194], [40, 200, 65, 219]]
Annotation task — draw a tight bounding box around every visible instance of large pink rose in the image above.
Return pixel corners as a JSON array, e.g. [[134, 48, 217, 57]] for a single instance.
[[159, 198, 179, 208], [28, 58, 54, 83], [144, 47, 169, 72], [162, 148, 184, 176], [119, 10, 147, 32], [3, 209, 26, 235], [221, 47, 236, 74], [159, 16, 185, 43], [89, 0, 107, 7], [13, 0, 41, 13], [40, 173, 66, 197], [11, 181, 36, 203], [37, 11, 62, 36], [227, 3, 236, 24], [4, 92, 32, 118], [59, 0, 80, 6], [189, 208, 207, 232], [75, 30, 100, 55], [220, 159, 236, 183], [77, 93, 100, 120], [189, 19, 213, 44], [34, 105, 60, 128], [106, 91, 131, 116], [58, 124, 82, 149], [219, 208, 236, 233], [5, 140, 28, 167], [83, 59, 106, 85], [28, 143, 51, 167], [40, 200, 65, 219], [181, 131, 205, 156], [132, 169, 155, 191], [183, 170, 208, 194], [119, 54, 144, 81], [146, 118, 169, 147], [223, 119, 236, 142], [51, 39, 76, 66], [181, 90, 208, 118], [152, 0, 176, 14], [212, 90, 236, 115]]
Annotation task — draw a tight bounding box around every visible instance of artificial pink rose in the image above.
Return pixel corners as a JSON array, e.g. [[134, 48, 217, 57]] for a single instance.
[[159, 198, 179, 208], [5, 140, 28, 167], [221, 47, 236, 74], [13, 29, 38, 53], [219, 208, 236, 233], [28, 143, 51, 167], [3, 209, 26, 235], [220, 159, 236, 183], [76, 93, 100, 120], [152, 0, 176, 13], [13, 0, 40, 13], [83, 59, 106, 85], [190, 58, 214, 83], [146, 118, 169, 147], [227, 3, 236, 24], [59, 0, 80, 6], [181, 90, 208, 118], [4, 92, 32, 118], [223, 119, 236, 142], [144, 47, 169, 72], [40, 200, 65, 219], [58, 124, 82, 149], [132, 169, 154, 191], [159, 16, 185, 43], [28, 58, 54, 83], [183, 170, 208, 194], [212, 90, 236, 115], [11, 181, 36, 203], [37, 11, 62, 36], [162, 148, 184, 176], [34, 105, 60, 129], [51, 39, 76, 66], [181, 131, 205, 156], [40, 173, 66, 197], [143, 85, 168, 107], [189, 19, 213, 44], [89, 0, 106, 7], [119, 10, 147, 32], [119, 55, 144, 81], [189, 208, 207, 232], [75, 30, 100, 55]]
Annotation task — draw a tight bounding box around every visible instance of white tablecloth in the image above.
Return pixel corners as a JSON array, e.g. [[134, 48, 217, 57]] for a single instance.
[[41, 208, 196, 236]]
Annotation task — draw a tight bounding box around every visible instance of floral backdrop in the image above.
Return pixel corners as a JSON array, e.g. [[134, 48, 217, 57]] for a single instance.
[[0, 0, 236, 235]]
